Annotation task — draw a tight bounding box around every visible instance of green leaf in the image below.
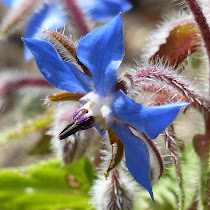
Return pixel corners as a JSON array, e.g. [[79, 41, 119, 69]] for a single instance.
[[0, 157, 96, 210]]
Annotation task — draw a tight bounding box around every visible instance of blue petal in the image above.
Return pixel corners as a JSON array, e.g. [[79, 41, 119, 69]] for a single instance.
[[22, 38, 91, 94], [1, 0, 24, 7], [64, 61, 92, 93], [24, 2, 67, 61], [77, 14, 124, 96], [112, 122, 155, 202], [85, 0, 133, 21], [113, 90, 190, 139]]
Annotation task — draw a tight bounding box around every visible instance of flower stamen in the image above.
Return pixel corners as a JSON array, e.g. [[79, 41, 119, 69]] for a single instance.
[[59, 115, 95, 140]]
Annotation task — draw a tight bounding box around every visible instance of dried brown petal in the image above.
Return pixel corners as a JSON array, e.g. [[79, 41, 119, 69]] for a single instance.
[[105, 129, 124, 176]]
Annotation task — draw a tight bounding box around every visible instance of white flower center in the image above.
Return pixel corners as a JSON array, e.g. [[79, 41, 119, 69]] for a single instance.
[[79, 91, 115, 131]]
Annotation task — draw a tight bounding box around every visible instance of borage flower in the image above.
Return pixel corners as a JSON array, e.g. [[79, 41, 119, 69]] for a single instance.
[[23, 14, 189, 202]]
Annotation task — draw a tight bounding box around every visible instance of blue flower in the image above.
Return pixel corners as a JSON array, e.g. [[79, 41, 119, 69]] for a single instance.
[[84, 0, 133, 21], [1, 0, 24, 7], [22, 14, 189, 202], [2, 0, 67, 61]]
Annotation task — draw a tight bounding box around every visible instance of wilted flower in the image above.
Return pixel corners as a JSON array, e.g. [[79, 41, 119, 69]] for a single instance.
[[23, 14, 190, 201]]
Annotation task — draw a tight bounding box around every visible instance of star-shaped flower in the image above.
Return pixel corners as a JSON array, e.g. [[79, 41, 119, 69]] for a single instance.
[[23, 14, 189, 202]]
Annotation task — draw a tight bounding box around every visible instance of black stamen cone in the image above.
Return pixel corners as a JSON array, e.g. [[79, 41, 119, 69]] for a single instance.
[[59, 117, 94, 140]]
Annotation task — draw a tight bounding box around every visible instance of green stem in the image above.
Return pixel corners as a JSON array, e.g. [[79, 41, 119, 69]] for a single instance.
[[193, 130, 210, 210], [0, 111, 53, 145]]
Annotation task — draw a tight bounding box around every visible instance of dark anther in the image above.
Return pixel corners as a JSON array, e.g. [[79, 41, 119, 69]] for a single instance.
[[59, 116, 94, 140], [76, 57, 82, 65]]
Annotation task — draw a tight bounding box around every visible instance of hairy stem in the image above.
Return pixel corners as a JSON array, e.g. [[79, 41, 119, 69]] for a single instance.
[[141, 132, 164, 179], [165, 126, 185, 210], [185, 0, 210, 97], [185, 0, 210, 66], [182, 2, 210, 204], [133, 66, 210, 115], [193, 114, 210, 210], [107, 170, 133, 210], [0, 110, 53, 145], [0, 78, 52, 96]]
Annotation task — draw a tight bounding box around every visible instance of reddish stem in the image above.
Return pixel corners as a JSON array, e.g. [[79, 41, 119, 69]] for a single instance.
[[0, 78, 52, 96], [133, 67, 210, 114], [185, 0, 210, 94], [141, 133, 164, 179], [185, 0, 210, 62], [165, 126, 185, 209], [64, 0, 90, 36], [106, 170, 133, 209]]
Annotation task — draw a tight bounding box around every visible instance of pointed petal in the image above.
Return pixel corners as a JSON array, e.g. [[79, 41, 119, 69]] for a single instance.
[[24, 2, 67, 61], [77, 14, 124, 96], [113, 90, 190, 139], [112, 122, 155, 202], [22, 38, 91, 94], [85, 0, 133, 21], [2, 0, 25, 8]]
